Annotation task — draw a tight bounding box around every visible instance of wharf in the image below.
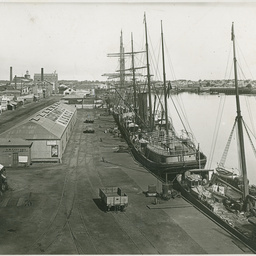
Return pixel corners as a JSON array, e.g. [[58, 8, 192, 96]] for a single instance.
[[0, 106, 252, 254]]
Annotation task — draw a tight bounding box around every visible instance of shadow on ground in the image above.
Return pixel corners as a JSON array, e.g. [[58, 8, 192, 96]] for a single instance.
[[93, 198, 106, 212]]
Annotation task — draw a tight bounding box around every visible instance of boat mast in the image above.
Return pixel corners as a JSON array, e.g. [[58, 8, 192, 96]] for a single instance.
[[231, 22, 249, 199], [161, 20, 169, 136], [144, 13, 153, 131], [120, 30, 125, 88], [131, 33, 137, 112]]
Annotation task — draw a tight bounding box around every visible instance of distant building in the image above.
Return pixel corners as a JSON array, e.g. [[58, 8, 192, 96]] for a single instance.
[[61, 89, 96, 109], [95, 83, 108, 89], [0, 95, 15, 111], [58, 84, 68, 94], [63, 88, 76, 95], [34, 71, 59, 94], [0, 89, 21, 98], [9, 71, 33, 95]]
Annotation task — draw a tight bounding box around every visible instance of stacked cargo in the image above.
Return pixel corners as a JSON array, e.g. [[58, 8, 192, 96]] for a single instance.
[[186, 173, 202, 188]]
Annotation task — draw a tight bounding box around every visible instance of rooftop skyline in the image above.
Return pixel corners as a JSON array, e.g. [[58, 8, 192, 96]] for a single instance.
[[1, 1, 256, 81]]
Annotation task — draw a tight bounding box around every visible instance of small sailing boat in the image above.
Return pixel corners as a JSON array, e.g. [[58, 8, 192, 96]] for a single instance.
[[177, 23, 256, 253], [107, 15, 207, 182]]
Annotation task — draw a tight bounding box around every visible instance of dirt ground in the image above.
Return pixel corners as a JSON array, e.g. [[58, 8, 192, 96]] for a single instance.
[[0, 107, 251, 254]]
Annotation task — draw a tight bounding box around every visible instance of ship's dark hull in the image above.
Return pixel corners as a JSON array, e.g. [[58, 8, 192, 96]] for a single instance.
[[175, 181, 256, 253], [113, 113, 207, 180]]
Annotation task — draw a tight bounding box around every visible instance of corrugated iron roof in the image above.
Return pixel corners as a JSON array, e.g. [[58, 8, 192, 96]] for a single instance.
[[61, 94, 86, 99], [0, 102, 76, 140], [0, 138, 33, 147]]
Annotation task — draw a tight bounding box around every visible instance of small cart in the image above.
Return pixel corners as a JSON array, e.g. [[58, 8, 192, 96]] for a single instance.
[[0, 164, 8, 192], [99, 187, 128, 212]]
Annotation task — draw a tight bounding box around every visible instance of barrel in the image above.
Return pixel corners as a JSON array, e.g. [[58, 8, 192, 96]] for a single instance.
[[148, 184, 156, 193], [162, 183, 169, 195]]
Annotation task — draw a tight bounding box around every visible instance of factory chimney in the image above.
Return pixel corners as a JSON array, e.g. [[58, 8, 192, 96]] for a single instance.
[[41, 68, 44, 82], [10, 67, 13, 83]]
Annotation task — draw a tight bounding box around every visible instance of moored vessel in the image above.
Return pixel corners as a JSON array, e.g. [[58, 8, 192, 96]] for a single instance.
[[107, 14, 207, 181], [176, 23, 256, 253]]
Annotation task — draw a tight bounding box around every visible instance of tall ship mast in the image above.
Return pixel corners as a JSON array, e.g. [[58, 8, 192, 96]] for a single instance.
[[161, 20, 169, 137], [177, 22, 256, 253], [144, 13, 153, 131], [119, 30, 125, 88], [231, 22, 249, 199], [108, 16, 207, 182], [131, 33, 137, 112]]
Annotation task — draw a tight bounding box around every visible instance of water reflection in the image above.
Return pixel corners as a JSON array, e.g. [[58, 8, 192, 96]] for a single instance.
[[162, 92, 256, 185]]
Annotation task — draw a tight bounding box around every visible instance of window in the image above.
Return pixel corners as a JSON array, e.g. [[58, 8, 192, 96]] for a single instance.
[[51, 145, 58, 157]]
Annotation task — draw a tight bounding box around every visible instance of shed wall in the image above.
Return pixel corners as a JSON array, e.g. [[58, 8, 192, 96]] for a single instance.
[[0, 146, 32, 167], [30, 140, 61, 163]]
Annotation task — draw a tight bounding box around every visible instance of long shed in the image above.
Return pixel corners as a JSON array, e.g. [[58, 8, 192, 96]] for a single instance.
[[0, 102, 77, 163]]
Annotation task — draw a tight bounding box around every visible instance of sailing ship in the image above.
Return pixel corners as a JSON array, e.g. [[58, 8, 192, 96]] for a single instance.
[[176, 23, 256, 252], [106, 15, 207, 181]]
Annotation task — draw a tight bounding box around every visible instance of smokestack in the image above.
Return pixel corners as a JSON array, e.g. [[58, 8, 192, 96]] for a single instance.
[[10, 67, 13, 82], [41, 68, 44, 82]]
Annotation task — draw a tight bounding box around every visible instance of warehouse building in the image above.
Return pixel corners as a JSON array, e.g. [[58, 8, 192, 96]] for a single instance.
[[0, 138, 33, 167], [0, 102, 77, 163]]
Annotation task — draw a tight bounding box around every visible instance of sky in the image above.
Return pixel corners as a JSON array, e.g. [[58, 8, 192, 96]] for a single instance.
[[1, 1, 256, 81]]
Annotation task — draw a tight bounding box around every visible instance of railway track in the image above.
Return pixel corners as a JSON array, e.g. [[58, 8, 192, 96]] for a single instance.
[[0, 108, 247, 254], [111, 210, 160, 254], [0, 97, 59, 134], [28, 111, 84, 253]]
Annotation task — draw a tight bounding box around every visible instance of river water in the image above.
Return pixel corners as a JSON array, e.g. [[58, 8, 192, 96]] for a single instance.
[[162, 92, 256, 185]]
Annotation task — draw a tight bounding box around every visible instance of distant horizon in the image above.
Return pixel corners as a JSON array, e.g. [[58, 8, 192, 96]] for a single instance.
[[1, 77, 256, 84]]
